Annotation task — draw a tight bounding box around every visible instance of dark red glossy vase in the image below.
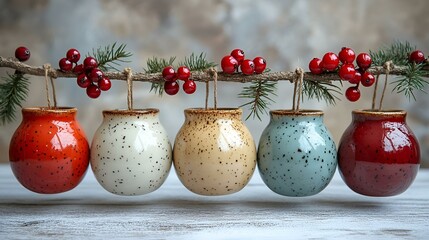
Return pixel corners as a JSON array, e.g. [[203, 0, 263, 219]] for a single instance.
[[338, 110, 420, 196]]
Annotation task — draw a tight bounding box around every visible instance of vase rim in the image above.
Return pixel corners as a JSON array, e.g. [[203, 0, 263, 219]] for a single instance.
[[102, 108, 159, 115], [353, 109, 406, 116], [270, 109, 324, 116], [22, 107, 77, 113], [184, 108, 242, 114]]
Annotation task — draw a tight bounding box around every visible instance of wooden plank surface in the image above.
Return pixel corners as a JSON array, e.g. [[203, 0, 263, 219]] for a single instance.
[[0, 163, 428, 239]]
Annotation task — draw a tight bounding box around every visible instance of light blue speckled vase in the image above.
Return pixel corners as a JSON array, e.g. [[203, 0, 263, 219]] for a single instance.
[[257, 110, 337, 197]]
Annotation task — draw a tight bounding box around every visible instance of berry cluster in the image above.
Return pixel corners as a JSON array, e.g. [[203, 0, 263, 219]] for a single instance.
[[309, 47, 373, 102], [221, 49, 266, 75], [59, 49, 111, 99], [409, 50, 427, 64], [162, 66, 196, 95], [15, 46, 31, 62]]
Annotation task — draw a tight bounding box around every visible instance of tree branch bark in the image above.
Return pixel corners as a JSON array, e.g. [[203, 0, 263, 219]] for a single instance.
[[1, 56, 428, 83]]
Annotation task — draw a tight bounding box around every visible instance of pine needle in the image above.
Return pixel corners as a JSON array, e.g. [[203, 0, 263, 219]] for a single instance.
[[302, 80, 341, 105], [178, 53, 216, 71], [239, 80, 277, 120], [0, 73, 30, 124], [144, 56, 176, 95], [370, 41, 415, 66], [91, 43, 132, 72], [145, 53, 216, 95], [391, 63, 429, 101]]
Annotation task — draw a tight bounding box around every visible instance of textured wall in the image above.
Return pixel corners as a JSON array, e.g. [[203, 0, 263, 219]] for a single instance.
[[1, 0, 428, 165]]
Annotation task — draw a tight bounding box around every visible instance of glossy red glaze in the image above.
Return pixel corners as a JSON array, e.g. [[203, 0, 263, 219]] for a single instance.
[[9, 107, 90, 194], [338, 110, 420, 196]]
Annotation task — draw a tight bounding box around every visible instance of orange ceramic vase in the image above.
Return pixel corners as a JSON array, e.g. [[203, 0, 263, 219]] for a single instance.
[[9, 107, 90, 194]]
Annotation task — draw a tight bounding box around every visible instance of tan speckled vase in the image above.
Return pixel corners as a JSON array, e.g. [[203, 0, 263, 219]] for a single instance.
[[173, 108, 256, 196]]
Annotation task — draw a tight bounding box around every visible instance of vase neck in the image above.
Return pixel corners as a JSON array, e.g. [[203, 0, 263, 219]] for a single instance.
[[270, 110, 324, 123], [102, 109, 159, 120], [184, 108, 242, 122], [352, 110, 406, 123], [22, 107, 77, 121]]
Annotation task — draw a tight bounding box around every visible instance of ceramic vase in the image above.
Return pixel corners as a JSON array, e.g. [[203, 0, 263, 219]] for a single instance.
[[90, 109, 172, 196], [9, 107, 90, 194], [338, 110, 420, 196], [258, 110, 337, 196], [173, 108, 256, 196]]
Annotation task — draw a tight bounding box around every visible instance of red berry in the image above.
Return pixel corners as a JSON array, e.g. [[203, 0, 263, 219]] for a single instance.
[[309, 58, 323, 74], [409, 50, 425, 64], [345, 86, 361, 102], [361, 71, 375, 87], [83, 57, 98, 70], [322, 52, 339, 71], [338, 47, 356, 64], [66, 48, 81, 63], [89, 68, 104, 83], [76, 73, 91, 88], [59, 58, 73, 72], [86, 84, 101, 98], [73, 64, 85, 75], [177, 66, 191, 80], [221, 55, 238, 74], [356, 53, 372, 70], [98, 77, 112, 91], [183, 79, 196, 94], [162, 66, 177, 81], [349, 71, 361, 84], [339, 64, 356, 81], [253, 57, 267, 74], [231, 49, 245, 64], [240, 59, 255, 75], [15, 46, 30, 62], [164, 81, 180, 95]]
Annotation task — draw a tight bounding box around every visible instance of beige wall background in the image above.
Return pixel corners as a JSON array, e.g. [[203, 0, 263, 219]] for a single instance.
[[1, 0, 428, 166]]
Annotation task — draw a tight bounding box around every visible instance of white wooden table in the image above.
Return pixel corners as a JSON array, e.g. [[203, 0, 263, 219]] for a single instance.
[[0, 163, 428, 239]]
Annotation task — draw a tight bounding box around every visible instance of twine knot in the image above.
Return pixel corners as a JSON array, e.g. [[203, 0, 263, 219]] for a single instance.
[[295, 67, 304, 76], [43, 63, 57, 78], [383, 61, 393, 72]]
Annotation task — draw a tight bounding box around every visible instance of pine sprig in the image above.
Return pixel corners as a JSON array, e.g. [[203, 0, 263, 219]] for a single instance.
[[144, 56, 176, 95], [0, 73, 29, 124], [302, 80, 341, 105], [370, 41, 415, 66], [239, 80, 277, 120], [91, 43, 132, 71], [146, 53, 216, 95], [391, 63, 429, 101], [178, 53, 216, 71]]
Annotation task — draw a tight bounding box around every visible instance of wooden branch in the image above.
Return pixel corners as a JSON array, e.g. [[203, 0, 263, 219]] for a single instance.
[[1, 56, 428, 83]]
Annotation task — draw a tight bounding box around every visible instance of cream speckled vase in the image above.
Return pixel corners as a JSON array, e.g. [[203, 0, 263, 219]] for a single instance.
[[90, 109, 172, 196], [173, 108, 256, 196]]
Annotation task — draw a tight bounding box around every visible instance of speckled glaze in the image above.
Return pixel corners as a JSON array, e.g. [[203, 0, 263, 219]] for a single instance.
[[338, 110, 420, 196], [258, 110, 337, 197], [173, 108, 256, 196], [9, 107, 90, 194], [90, 109, 172, 196]]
